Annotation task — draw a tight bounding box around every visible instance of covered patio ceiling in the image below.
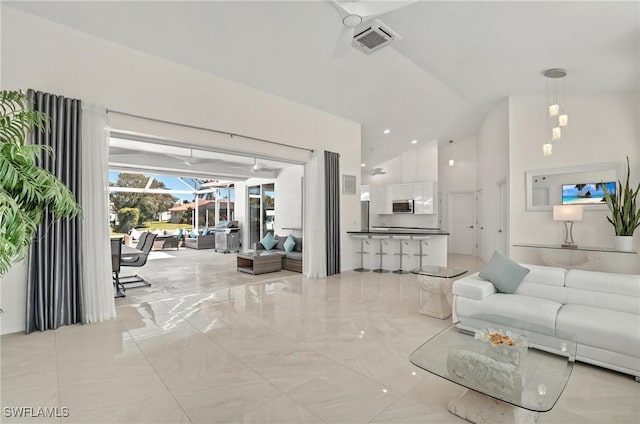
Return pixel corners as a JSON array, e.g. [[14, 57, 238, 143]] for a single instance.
[[109, 136, 304, 181]]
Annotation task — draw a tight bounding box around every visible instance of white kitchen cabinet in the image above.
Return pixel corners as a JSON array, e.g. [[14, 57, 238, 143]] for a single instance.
[[370, 182, 437, 215], [415, 181, 437, 214], [391, 184, 413, 201], [360, 185, 370, 201], [370, 185, 392, 215]]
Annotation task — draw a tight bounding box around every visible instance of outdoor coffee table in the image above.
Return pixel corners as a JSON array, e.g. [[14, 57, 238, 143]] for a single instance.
[[410, 314, 576, 424], [237, 250, 283, 275]]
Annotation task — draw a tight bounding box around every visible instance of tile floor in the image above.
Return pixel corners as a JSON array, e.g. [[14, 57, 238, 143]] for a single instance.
[[1, 251, 639, 423]]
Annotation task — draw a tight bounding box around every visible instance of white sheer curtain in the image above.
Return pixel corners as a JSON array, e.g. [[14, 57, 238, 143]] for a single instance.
[[81, 103, 116, 322], [303, 150, 327, 278]]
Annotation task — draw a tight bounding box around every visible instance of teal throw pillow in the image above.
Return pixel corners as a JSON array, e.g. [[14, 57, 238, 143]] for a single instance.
[[479, 251, 529, 294], [202, 228, 210, 236], [284, 235, 296, 252], [177, 229, 183, 237], [260, 232, 277, 250], [189, 230, 198, 238]]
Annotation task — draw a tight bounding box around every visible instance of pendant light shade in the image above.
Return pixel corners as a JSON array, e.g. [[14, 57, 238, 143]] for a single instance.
[[543, 68, 569, 156]]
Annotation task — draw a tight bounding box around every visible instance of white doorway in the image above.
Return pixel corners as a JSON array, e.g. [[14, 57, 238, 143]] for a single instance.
[[475, 190, 483, 259], [448, 191, 476, 255], [497, 180, 508, 254]]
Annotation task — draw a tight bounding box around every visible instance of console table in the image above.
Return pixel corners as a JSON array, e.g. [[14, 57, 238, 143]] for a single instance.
[[512, 243, 638, 273]]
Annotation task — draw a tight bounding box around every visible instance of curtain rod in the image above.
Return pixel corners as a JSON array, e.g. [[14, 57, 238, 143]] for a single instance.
[[106, 109, 314, 153]]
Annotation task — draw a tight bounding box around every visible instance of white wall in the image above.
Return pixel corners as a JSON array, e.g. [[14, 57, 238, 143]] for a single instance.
[[477, 99, 510, 263], [509, 94, 639, 273], [438, 135, 478, 234], [274, 166, 303, 237], [1, 7, 362, 333]]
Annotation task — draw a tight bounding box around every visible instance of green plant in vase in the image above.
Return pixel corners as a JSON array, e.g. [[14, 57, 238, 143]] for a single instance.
[[0, 90, 82, 276], [602, 156, 640, 251]]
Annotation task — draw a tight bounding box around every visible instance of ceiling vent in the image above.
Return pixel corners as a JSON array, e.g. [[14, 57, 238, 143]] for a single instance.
[[351, 19, 401, 55]]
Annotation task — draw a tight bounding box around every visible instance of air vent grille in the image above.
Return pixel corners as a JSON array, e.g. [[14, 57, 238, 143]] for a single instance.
[[351, 19, 401, 55], [357, 31, 387, 50]]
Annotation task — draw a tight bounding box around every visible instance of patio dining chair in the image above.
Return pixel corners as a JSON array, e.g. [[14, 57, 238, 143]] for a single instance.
[[119, 232, 157, 288], [110, 238, 126, 298]]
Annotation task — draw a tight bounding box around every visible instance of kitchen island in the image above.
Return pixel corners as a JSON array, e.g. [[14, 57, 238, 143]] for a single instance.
[[348, 227, 449, 270]]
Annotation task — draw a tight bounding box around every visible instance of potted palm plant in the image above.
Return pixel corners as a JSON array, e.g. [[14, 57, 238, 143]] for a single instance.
[[602, 157, 640, 251], [0, 90, 81, 276]]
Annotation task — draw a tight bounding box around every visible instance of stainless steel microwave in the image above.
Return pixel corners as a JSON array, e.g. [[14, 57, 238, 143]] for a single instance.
[[392, 200, 414, 214]]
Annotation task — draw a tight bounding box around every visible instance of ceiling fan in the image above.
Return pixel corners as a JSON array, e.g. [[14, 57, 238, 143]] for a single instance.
[[166, 153, 215, 167], [227, 158, 276, 174], [328, 0, 413, 57], [368, 167, 386, 176]]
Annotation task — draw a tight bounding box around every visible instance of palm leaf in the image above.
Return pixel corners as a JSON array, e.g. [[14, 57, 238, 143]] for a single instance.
[[602, 157, 640, 236]]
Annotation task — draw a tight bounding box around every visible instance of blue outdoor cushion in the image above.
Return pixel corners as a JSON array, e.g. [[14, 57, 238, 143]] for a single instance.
[[260, 232, 277, 250], [284, 235, 296, 253], [202, 228, 210, 236], [189, 230, 198, 238], [479, 251, 530, 294], [177, 229, 184, 237]]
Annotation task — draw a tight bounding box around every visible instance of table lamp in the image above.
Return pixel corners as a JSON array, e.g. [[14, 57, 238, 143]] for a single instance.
[[553, 205, 583, 248]]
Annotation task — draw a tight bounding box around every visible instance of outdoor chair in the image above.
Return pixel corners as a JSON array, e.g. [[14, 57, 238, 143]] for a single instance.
[[119, 232, 157, 288], [110, 238, 126, 298]]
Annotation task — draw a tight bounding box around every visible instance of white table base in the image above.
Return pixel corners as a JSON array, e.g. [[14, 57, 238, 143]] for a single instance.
[[448, 389, 538, 424], [418, 276, 453, 319]]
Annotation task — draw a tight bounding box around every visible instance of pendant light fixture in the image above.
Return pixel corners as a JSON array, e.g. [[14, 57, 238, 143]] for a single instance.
[[543, 68, 569, 155]]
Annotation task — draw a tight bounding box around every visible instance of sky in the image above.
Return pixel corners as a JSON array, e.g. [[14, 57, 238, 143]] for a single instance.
[[109, 172, 235, 203]]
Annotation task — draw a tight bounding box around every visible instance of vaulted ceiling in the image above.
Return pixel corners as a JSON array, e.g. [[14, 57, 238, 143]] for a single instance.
[[8, 1, 639, 169]]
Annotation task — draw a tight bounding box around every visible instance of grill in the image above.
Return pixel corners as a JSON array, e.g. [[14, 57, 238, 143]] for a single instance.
[[214, 220, 240, 253]]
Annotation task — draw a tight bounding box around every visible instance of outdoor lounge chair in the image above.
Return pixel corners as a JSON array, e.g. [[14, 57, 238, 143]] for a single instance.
[[110, 237, 126, 298], [119, 232, 157, 288]]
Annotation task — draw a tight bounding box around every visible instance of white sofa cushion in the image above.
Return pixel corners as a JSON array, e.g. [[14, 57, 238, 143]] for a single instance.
[[452, 273, 496, 300], [556, 304, 640, 358], [475, 294, 563, 330], [565, 270, 640, 315], [520, 264, 566, 287]]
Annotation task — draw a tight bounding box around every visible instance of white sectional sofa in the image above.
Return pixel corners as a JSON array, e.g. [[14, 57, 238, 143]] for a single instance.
[[452, 264, 640, 379]]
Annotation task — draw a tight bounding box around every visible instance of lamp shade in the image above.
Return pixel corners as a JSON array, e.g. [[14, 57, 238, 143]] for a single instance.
[[553, 205, 583, 222]]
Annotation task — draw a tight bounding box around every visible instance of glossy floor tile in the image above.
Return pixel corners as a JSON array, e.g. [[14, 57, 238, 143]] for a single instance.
[[2, 252, 638, 423]]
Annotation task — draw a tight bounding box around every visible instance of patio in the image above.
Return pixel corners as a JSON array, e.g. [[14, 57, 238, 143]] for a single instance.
[[114, 249, 300, 306]]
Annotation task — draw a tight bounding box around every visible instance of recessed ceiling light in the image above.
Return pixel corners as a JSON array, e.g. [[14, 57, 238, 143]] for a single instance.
[[360, 163, 366, 167], [383, 129, 390, 134], [411, 140, 418, 144]]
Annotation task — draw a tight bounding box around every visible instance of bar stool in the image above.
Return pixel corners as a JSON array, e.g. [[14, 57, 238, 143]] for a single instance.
[[412, 235, 431, 273], [392, 235, 411, 274], [352, 234, 370, 272], [371, 235, 390, 273]]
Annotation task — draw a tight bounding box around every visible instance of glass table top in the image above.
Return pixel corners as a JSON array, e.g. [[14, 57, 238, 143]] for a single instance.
[[237, 250, 283, 258], [410, 266, 467, 278], [409, 314, 576, 412]]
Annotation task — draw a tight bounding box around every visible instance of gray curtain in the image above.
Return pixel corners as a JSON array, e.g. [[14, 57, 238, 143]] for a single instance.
[[324, 151, 340, 275], [26, 90, 84, 333]]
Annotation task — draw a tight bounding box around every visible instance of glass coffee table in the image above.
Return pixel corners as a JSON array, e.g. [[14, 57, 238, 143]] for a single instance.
[[410, 314, 576, 424]]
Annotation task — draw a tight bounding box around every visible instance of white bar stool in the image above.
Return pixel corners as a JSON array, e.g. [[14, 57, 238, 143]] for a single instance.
[[412, 235, 432, 273], [371, 235, 390, 273], [392, 235, 411, 274], [352, 234, 370, 272]]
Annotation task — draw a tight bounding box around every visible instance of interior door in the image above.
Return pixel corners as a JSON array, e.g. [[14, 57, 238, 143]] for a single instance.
[[475, 190, 483, 259], [497, 181, 509, 254], [449, 192, 475, 255]]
